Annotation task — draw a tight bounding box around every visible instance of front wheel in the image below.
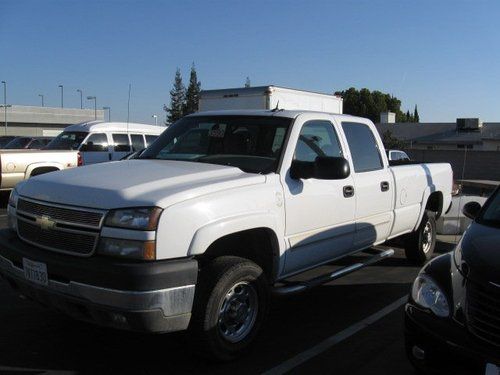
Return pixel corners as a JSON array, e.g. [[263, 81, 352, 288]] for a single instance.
[[190, 256, 269, 361], [404, 210, 436, 265]]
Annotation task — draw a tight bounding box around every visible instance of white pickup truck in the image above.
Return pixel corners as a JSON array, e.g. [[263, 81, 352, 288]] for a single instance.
[[0, 110, 452, 360]]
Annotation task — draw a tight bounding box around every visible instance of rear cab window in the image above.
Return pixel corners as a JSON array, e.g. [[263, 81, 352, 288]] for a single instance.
[[341, 122, 383, 172], [112, 134, 131, 152]]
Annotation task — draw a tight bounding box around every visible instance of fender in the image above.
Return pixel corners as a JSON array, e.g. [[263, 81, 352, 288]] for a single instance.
[[414, 186, 434, 232], [188, 212, 282, 256], [24, 162, 64, 179]]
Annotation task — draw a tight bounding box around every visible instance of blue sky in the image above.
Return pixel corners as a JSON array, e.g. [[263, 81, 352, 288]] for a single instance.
[[1, 0, 499, 123]]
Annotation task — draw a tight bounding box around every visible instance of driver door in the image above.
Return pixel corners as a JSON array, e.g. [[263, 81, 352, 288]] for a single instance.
[[282, 116, 356, 275]]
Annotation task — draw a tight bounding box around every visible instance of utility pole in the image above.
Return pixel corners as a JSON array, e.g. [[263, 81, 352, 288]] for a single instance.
[[152, 114, 158, 126], [76, 89, 83, 109], [87, 96, 96, 120], [38, 94, 44, 107], [103, 106, 111, 122], [1, 81, 7, 134]]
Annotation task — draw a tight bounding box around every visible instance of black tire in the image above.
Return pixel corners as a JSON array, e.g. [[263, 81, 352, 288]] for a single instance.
[[190, 256, 269, 361], [404, 210, 436, 265]]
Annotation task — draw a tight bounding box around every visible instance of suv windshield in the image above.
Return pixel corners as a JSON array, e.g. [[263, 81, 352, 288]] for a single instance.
[[45, 131, 87, 150], [140, 116, 291, 174], [478, 188, 500, 228]]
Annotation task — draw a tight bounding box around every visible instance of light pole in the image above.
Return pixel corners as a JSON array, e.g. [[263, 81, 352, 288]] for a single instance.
[[103, 106, 111, 122], [58, 84, 64, 108], [87, 96, 96, 120], [38, 94, 44, 107], [76, 89, 83, 109], [152, 114, 158, 126], [1, 81, 7, 134]]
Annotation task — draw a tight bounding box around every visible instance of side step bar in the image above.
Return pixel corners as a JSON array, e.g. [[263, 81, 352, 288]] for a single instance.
[[272, 247, 395, 296]]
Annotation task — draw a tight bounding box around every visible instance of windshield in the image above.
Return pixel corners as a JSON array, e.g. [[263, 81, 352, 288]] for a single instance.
[[0, 136, 16, 147], [140, 116, 291, 174], [478, 188, 500, 228], [4, 137, 30, 149], [45, 131, 87, 150]]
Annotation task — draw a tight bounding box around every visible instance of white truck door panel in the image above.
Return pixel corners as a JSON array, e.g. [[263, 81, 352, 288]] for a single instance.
[[281, 116, 355, 274], [79, 133, 111, 165], [341, 121, 393, 248]]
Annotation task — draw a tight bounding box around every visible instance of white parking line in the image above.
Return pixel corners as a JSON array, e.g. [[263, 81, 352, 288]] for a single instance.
[[262, 295, 408, 375]]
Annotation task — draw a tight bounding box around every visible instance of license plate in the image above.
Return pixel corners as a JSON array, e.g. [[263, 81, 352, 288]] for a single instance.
[[23, 258, 48, 286], [485, 364, 500, 375]]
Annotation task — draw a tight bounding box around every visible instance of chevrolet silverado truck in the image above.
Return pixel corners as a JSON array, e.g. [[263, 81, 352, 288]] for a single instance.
[[0, 149, 80, 190], [0, 110, 452, 360]]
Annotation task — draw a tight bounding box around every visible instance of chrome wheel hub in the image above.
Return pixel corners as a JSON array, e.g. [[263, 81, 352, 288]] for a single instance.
[[422, 221, 433, 253], [218, 281, 258, 343]]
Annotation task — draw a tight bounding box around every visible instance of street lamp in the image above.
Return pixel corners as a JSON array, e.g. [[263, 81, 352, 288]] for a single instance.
[[103, 106, 111, 122], [38, 94, 44, 107], [58, 84, 64, 108], [152, 114, 158, 126], [76, 89, 83, 109], [87, 96, 96, 120], [1, 81, 7, 134]]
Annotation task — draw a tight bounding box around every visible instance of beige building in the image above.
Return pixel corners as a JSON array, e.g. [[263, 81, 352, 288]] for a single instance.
[[0, 105, 104, 137]]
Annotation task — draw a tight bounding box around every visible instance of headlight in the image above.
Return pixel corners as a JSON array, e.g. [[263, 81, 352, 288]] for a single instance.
[[411, 274, 450, 317], [97, 238, 156, 260], [104, 207, 162, 230], [8, 188, 19, 208]]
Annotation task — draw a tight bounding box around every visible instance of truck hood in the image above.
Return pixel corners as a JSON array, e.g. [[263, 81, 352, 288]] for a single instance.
[[17, 160, 266, 209]]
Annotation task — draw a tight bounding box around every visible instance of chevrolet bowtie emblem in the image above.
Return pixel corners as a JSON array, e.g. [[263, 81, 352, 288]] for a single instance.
[[35, 215, 56, 231]]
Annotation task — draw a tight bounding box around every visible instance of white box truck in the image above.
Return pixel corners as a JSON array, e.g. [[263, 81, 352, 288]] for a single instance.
[[199, 85, 343, 113]]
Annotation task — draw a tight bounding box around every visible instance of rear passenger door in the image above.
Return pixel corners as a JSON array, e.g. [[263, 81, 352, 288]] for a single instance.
[[341, 121, 393, 248], [111, 133, 132, 160]]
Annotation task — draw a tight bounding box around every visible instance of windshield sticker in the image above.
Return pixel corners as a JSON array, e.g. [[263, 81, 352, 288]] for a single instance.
[[209, 124, 226, 138]]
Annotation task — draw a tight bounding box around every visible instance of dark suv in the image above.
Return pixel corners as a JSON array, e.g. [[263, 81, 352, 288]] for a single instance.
[[405, 186, 500, 374]]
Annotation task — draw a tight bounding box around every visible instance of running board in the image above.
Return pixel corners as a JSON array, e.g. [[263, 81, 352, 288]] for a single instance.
[[272, 247, 395, 296]]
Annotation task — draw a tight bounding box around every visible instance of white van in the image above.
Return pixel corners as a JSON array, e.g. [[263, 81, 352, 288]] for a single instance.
[[45, 121, 164, 164]]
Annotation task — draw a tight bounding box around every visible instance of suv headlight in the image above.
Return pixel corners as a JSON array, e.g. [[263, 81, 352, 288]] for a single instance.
[[8, 188, 19, 208], [104, 207, 162, 230], [411, 274, 450, 317]]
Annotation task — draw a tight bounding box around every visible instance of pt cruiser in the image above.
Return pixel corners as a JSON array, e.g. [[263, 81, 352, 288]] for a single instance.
[[0, 110, 452, 360]]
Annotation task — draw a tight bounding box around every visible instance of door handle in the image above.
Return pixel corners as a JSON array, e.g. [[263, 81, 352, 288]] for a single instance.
[[381, 181, 390, 192], [343, 185, 355, 198]]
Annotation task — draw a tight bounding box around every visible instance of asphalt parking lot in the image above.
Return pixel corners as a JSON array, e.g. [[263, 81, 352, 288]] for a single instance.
[[0, 196, 459, 375]]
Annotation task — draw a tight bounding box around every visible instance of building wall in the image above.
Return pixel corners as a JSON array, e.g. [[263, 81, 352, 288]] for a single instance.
[[405, 149, 500, 180]]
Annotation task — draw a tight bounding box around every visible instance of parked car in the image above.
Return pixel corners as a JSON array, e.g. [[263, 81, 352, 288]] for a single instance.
[[405, 186, 500, 373], [3, 136, 53, 150], [0, 136, 17, 148], [0, 110, 452, 360], [45, 121, 163, 164]]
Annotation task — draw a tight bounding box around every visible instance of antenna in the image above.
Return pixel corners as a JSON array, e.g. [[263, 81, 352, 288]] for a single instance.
[[127, 83, 131, 135], [271, 100, 283, 112]]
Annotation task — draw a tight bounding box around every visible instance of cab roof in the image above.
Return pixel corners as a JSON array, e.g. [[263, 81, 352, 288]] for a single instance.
[[64, 121, 165, 134]]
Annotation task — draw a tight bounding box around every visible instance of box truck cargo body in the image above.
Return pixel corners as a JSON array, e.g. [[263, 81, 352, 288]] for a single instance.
[[199, 85, 343, 114]]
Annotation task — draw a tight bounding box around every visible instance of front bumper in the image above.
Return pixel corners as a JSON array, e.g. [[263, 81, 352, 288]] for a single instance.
[[0, 229, 198, 333], [405, 302, 500, 372]]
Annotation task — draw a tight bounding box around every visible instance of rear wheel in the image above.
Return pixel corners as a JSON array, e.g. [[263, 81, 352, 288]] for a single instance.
[[404, 210, 436, 265], [190, 256, 269, 361]]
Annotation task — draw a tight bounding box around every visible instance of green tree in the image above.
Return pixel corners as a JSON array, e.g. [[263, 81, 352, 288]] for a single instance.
[[164, 68, 185, 124], [382, 129, 405, 149], [335, 87, 419, 123], [414, 105, 420, 123], [183, 64, 201, 116]]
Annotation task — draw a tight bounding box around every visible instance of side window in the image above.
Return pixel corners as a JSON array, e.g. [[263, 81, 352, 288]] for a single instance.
[[294, 120, 342, 162], [112, 134, 131, 152], [145, 135, 158, 146], [131, 134, 145, 151], [81, 133, 108, 152], [341, 122, 383, 172], [28, 140, 43, 149]]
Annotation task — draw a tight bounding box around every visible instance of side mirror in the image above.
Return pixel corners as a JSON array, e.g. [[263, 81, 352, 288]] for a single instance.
[[462, 201, 482, 220], [290, 156, 350, 180]]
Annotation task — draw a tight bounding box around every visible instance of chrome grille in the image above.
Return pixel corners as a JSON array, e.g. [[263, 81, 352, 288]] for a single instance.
[[17, 219, 97, 255], [15, 198, 105, 256], [17, 198, 103, 229], [466, 281, 500, 347]]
